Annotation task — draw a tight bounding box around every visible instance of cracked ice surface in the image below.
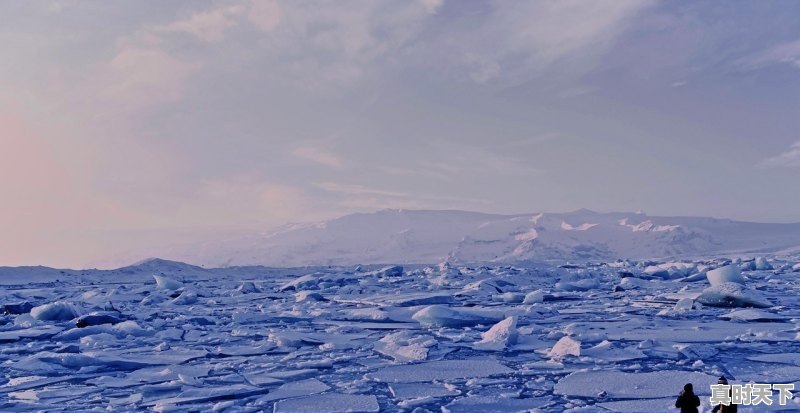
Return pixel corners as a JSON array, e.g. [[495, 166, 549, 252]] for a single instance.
[[0, 256, 799, 412]]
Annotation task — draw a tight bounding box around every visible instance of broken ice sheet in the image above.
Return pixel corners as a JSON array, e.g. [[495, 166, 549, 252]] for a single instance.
[[388, 382, 460, 400], [366, 359, 513, 383], [253, 378, 330, 403], [442, 395, 552, 413], [0, 254, 798, 411], [273, 393, 379, 413], [554, 370, 718, 399]]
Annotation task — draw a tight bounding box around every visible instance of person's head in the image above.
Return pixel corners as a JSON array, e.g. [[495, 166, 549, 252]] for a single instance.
[[718, 376, 728, 385], [684, 383, 694, 393]]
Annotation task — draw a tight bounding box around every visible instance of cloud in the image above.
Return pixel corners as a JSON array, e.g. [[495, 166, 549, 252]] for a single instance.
[[746, 39, 800, 70], [196, 177, 315, 225], [98, 47, 199, 110], [246, 0, 283, 32], [314, 181, 491, 211], [431, 142, 544, 177], [156, 5, 245, 42], [759, 141, 800, 168], [451, 0, 655, 82], [315, 182, 407, 198], [292, 145, 344, 168], [153, 1, 282, 42]]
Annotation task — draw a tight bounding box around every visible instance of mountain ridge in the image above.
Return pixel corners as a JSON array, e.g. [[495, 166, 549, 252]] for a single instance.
[[147, 208, 800, 267]]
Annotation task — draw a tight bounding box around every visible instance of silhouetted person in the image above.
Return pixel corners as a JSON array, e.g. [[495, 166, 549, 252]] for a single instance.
[[676, 383, 701, 413], [712, 376, 738, 413]]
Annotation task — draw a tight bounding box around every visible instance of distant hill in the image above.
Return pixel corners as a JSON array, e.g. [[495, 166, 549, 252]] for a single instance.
[[153, 209, 800, 267]]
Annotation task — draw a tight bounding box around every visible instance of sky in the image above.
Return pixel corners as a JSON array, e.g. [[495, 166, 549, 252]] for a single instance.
[[2, 0, 800, 268]]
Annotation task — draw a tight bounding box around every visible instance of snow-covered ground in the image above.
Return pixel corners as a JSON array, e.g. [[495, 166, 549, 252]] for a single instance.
[[1, 255, 799, 412]]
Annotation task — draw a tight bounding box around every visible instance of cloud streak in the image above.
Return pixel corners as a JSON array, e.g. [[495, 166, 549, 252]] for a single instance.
[[292, 145, 344, 168], [759, 141, 800, 168]]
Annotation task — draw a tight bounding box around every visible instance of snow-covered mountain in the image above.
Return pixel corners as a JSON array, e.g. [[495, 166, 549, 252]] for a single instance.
[[155, 209, 800, 267]]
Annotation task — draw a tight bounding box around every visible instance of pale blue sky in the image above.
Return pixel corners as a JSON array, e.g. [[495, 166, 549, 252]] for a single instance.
[[2, 0, 800, 267]]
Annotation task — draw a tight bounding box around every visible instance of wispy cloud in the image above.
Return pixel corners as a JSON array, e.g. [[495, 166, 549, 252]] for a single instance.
[[759, 141, 800, 168], [452, 0, 655, 82], [292, 145, 344, 168], [314, 181, 491, 211], [745, 39, 800, 70]]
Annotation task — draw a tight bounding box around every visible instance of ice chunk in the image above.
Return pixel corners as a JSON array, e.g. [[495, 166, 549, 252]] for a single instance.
[[696, 282, 772, 308], [461, 279, 504, 295], [493, 292, 524, 303], [547, 336, 581, 359], [754, 257, 773, 270], [657, 297, 696, 317], [705, 265, 744, 287], [412, 305, 503, 327], [582, 340, 646, 362], [15, 351, 157, 371], [254, 378, 330, 403], [366, 359, 512, 383], [236, 281, 260, 293], [675, 343, 718, 360], [522, 290, 545, 304], [719, 309, 787, 322], [555, 278, 599, 291], [3, 301, 34, 315], [341, 292, 454, 307], [375, 265, 403, 277], [171, 290, 198, 305], [279, 273, 323, 291], [474, 316, 517, 351], [555, 370, 718, 399], [295, 291, 326, 302], [153, 275, 182, 290], [389, 383, 460, 401], [145, 384, 270, 408], [30, 301, 81, 321], [374, 331, 435, 363], [0, 325, 64, 342], [673, 297, 694, 311], [274, 393, 379, 413]]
